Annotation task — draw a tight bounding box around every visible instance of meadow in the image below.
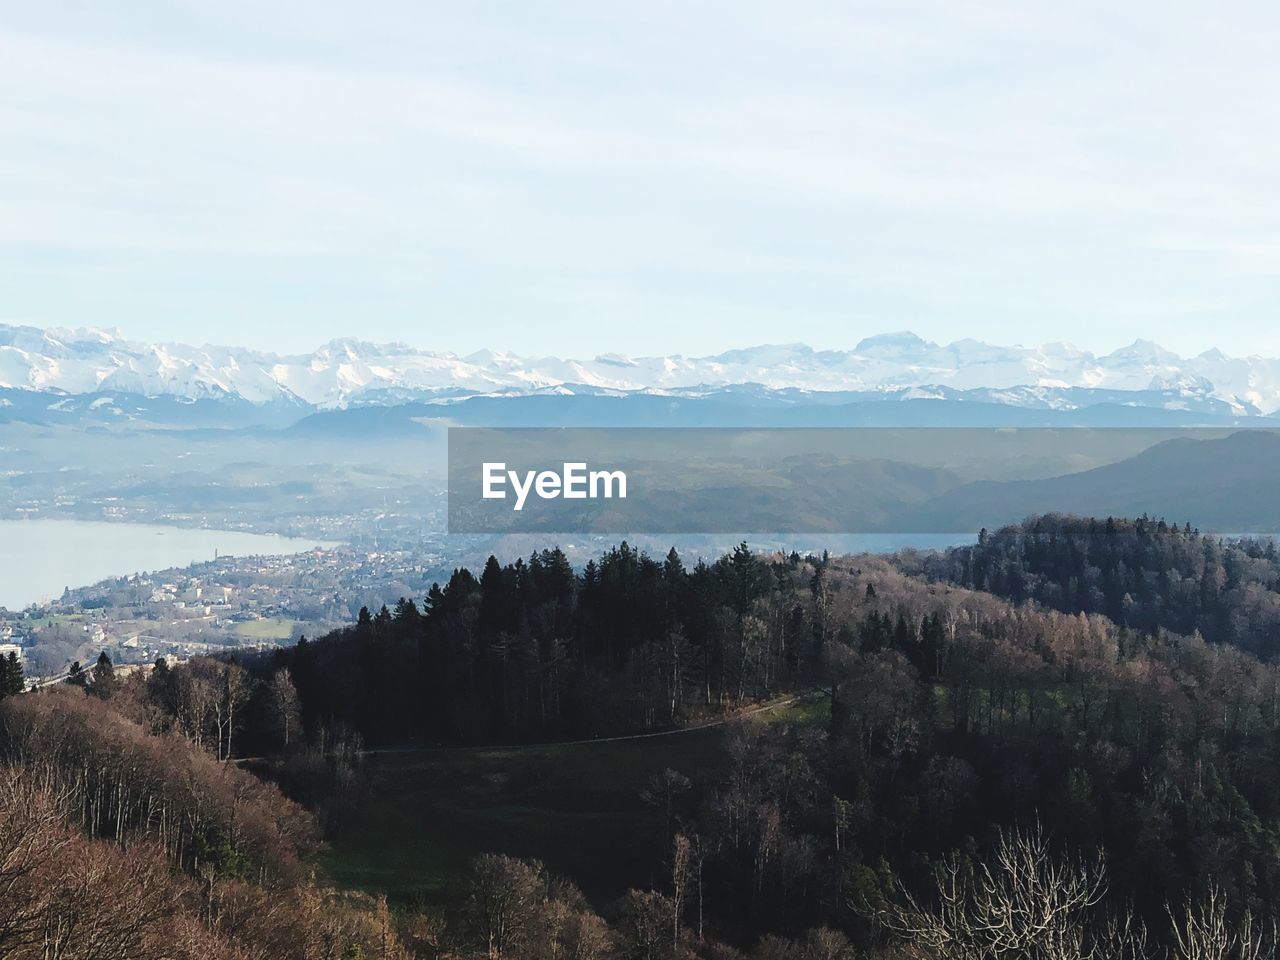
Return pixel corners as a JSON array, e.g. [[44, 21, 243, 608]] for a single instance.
[[323, 697, 819, 909]]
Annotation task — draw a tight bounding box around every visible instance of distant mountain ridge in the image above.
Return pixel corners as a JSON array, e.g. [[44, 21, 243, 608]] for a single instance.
[[3, 323, 1280, 415], [885, 430, 1280, 532]]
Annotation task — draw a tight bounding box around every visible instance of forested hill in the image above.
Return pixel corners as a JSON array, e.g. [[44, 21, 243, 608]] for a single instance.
[[15, 532, 1280, 956], [278, 543, 812, 745], [272, 540, 1280, 936], [897, 514, 1280, 657]]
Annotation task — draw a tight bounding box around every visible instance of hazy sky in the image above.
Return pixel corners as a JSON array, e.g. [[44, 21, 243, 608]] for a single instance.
[[2, 1, 1279, 358]]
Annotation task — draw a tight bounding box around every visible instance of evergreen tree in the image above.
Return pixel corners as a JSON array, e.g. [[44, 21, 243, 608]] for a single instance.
[[1, 650, 24, 696], [392, 597, 421, 625], [355, 606, 373, 637], [90, 651, 117, 699]]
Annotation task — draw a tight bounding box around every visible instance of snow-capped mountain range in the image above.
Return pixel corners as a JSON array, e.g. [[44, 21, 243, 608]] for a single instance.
[[3, 323, 1280, 416]]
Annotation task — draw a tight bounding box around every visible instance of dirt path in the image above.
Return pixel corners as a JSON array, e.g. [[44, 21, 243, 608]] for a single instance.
[[360, 696, 808, 757], [233, 692, 818, 764]]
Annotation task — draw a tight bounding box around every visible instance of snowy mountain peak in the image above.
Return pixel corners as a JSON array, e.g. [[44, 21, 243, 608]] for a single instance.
[[1, 324, 1279, 415], [854, 331, 936, 357], [1107, 338, 1179, 364]]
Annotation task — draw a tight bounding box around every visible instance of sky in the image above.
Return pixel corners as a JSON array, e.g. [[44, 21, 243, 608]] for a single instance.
[[2, 0, 1279, 359]]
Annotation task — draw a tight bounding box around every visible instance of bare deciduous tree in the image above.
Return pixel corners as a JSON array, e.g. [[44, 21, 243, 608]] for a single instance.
[[671, 833, 691, 949], [269, 668, 302, 751], [878, 824, 1113, 960], [463, 853, 545, 959], [1170, 886, 1276, 960]]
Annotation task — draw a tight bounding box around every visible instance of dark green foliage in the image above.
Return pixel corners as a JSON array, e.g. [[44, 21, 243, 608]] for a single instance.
[[909, 514, 1280, 657], [0, 651, 23, 697], [90, 651, 117, 699], [269, 529, 1280, 947], [279, 544, 815, 745]]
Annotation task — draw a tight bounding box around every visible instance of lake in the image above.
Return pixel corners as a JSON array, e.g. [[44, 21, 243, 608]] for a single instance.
[[0, 519, 333, 610]]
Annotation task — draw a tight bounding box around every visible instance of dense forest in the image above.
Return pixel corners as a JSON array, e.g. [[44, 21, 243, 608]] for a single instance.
[[7, 521, 1280, 958], [900, 514, 1280, 656], [276, 543, 807, 745]]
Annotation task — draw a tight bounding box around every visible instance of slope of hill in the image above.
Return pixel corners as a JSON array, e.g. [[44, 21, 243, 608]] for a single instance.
[[889, 430, 1280, 532], [898, 512, 1280, 656], [12, 533, 1280, 956], [289, 538, 1280, 942]]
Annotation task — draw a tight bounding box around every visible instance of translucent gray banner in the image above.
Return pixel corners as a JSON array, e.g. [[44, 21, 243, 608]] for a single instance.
[[447, 427, 1280, 534]]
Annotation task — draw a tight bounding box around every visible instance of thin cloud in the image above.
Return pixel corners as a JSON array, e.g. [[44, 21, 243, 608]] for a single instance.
[[0, 1, 1278, 355]]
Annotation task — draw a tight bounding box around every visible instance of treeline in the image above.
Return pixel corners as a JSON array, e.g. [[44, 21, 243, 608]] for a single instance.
[[12, 526, 1280, 957], [438, 826, 1276, 960], [2, 687, 311, 877], [250, 536, 1280, 947], [623, 552, 1280, 944], [275, 543, 816, 745], [248, 535, 1280, 941], [74, 649, 367, 831], [0, 684, 413, 959], [900, 514, 1280, 657], [265, 540, 1280, 957]]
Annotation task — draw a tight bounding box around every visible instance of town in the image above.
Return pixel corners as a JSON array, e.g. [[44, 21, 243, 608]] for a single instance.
[[0, 543, 456, 684]]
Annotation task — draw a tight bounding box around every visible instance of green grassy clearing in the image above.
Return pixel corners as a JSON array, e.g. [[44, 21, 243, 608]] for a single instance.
[[322, 694, 826, 910], [230, 617, 298, 640], [323, 726, 725, 910]]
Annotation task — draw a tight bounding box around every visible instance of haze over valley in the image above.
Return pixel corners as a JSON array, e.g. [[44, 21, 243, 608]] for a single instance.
[[3, 323, 1278, 687]]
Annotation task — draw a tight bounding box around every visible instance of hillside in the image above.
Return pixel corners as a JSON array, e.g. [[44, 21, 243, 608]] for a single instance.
[[274, 537, 1280, 947], [887, 430, 1280, 532], [898, 512, 1280, 656], [10, 531, 1280, 958]]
